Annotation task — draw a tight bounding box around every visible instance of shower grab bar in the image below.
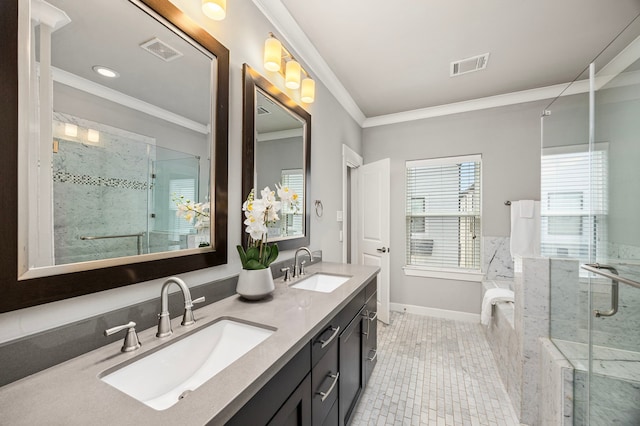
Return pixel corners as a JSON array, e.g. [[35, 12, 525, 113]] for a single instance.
[[81, 232, 145, 255]]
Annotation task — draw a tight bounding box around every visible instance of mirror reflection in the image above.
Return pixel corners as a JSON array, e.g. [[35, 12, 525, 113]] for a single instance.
[[255, 90, 305, 239], [26, 0, 215, 272], [242, 64, 311, 251]]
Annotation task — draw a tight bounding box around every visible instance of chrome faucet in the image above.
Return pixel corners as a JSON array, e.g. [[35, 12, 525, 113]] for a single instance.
[[293, 247, 313, 278], [156, 277, 205, 338]]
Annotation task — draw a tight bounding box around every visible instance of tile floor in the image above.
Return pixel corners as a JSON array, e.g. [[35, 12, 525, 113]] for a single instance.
[[351, 311, 521, 426]]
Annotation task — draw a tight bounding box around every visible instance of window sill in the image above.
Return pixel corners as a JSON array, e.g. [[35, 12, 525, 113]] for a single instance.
[[403, 266, 483, 282]]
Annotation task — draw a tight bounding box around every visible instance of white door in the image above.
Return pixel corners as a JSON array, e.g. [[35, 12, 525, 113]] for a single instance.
[[358, 158, 390, 324]]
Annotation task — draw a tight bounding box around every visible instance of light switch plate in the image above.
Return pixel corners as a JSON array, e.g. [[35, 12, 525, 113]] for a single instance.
[[336, 210, 343, 222]]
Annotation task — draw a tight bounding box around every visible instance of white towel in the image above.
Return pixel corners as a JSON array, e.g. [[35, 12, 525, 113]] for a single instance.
[[510, 200, 540, 258], [519, 199, 534, 218], [480, 288, 515, 325]]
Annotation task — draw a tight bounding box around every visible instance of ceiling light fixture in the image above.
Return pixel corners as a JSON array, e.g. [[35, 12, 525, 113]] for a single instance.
[[263, 33, 315, 103], [202, 0, 226, 21], [92, 65, 119, 78]]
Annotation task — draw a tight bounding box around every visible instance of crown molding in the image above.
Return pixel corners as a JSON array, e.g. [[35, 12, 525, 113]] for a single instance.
[[251, 0, 366, 126], [52, 67, 210, 135], [362, 81, 591, 128]]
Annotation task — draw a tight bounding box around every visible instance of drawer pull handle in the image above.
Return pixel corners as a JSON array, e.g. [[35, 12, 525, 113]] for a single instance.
[[317, 372, 339, 402], [368, 311, 378, 322], [367, 349, 378, 362], [317, 326, 340, 348]]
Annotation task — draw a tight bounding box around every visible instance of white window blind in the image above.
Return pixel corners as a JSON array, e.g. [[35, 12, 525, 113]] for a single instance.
[[406, 155, 481, 271], [541, 145, 608, 262], [169, 178, 196, 238], [281, 169, 304, 234]]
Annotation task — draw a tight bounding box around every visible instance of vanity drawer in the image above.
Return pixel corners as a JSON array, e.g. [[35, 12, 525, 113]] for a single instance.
[[311, 321, 340, 367], [311, 336, 339, 426]]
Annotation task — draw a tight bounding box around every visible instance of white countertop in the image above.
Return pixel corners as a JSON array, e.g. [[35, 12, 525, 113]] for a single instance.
[[0, 262, 379, 425]]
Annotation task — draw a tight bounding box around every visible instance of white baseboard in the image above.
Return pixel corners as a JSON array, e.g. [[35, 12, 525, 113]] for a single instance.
[[390, 303, 480, 323]]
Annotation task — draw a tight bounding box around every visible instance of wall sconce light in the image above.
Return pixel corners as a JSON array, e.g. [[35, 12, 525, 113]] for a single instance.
[[202, 0, 226, 21], [64, 123, 78, 137], [264, 37, 282, 72], [87, 129, 100, 143], [263, 33, 315, 103]]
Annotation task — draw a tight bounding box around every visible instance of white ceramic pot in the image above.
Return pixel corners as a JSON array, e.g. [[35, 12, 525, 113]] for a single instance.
[[236, 268, 275, 300]]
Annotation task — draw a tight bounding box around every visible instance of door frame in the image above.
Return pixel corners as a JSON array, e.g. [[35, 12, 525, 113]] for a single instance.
[[342, 144, 363, 263]]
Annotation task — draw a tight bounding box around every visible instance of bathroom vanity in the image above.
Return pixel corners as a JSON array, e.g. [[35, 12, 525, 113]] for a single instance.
[[0, 262, 379, 425]]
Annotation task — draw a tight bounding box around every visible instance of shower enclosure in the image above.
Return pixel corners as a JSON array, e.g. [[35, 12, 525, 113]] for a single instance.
[[52, 118, 205, 265], [542, 16, 640, 425]]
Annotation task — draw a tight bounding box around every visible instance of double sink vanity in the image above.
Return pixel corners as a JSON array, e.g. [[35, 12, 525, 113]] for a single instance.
[[0, 262, 379, 425]]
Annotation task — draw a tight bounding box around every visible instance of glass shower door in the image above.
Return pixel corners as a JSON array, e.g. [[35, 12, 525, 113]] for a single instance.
[[586, 39, 640, 425]]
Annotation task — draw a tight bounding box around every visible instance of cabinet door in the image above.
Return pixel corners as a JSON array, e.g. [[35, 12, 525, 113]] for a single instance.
[[268, 374, 312, 426], [338, 307, 364, 426], [363, 292, 378, 385]]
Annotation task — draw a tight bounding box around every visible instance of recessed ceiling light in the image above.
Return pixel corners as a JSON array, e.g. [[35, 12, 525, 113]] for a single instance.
[[92, 65, 120, 78]]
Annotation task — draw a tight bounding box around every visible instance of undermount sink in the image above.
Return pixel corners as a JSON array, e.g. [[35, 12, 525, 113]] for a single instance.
[[290, 273, 352, 293], [100, 318, 274, 411]]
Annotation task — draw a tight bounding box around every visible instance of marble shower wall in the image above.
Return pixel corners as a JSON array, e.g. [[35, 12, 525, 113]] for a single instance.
[[549, 257, 640, 352], [52, 114, 153, 265]]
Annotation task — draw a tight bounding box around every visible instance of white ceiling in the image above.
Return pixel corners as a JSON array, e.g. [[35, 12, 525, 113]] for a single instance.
[[266, 0, 640, 121]]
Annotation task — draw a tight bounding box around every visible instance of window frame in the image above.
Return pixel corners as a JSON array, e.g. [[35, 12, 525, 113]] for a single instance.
[[404, 154, 483, 282]]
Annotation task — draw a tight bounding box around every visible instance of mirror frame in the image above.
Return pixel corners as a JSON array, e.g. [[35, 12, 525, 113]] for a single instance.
[[0, 0, 229, 313], [242, 64, 311, 251]]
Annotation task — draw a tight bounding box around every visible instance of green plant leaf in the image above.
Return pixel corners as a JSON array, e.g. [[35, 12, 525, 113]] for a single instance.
[[246, 246, 260, 262], [236, 245, 248, 268], [265, 244, 279, 266], [245, 259, 266, 270]]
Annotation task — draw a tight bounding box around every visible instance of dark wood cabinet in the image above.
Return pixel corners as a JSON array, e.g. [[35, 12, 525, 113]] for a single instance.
[[338, 307, 365, 426], [228, 276, 378, 426], [363, 290, 378, 386], [225, 343, 311, 426], [311, 332, 339, 425], [268, 374, 312, 426]]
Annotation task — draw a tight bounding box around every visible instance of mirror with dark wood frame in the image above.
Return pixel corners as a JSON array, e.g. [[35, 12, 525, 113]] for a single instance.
[[242, 64, 311, 251], [0, 0, 229, 313]]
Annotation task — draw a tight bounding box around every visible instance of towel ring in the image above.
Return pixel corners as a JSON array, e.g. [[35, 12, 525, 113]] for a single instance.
[[314, 200, 323, 217]]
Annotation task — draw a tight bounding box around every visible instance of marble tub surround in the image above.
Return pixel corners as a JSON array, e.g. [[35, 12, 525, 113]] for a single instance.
[[0, 262, 378, 425], [515, 257, 551, 426], [0, 251, 322, 387], [538, 338, 574, 426], [482, 280, 520, 417], [483, 236, 514, 281]]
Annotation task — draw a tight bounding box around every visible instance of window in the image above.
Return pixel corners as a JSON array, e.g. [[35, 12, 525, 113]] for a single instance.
[[405, 155, 481, 272], [169, 178, 197, 240], [279, 169, 304, 236], [541, 145, 608, 263]]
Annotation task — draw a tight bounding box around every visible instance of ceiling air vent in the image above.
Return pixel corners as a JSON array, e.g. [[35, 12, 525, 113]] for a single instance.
[[450, 53, 490, 77], [257, 106, 271, 115], [139, 37, 183, 62]]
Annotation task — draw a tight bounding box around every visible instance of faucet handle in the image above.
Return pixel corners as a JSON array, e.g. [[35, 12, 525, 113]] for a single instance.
[[104, 321, 141, 353], [182, 296, 205, 326], [280, 266, 291, 281], [299, 260, 307, 276]]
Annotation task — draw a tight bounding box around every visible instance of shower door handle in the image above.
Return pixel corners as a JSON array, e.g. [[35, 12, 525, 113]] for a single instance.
[[581, 263, 619, 317]]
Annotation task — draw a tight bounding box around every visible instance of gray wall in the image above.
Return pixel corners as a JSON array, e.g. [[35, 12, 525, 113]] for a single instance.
[[0, 0, 362, 344], [363, 101, 545, 314]]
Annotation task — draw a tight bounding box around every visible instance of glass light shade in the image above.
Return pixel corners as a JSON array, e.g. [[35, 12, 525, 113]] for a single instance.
[[301, 78, 315, 103], [202, 0, 226, 20], [87, 129, 100, 143], [285, 60, 301, 90], [64, 123, 78, 137], [264, 38, 282, 72]]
